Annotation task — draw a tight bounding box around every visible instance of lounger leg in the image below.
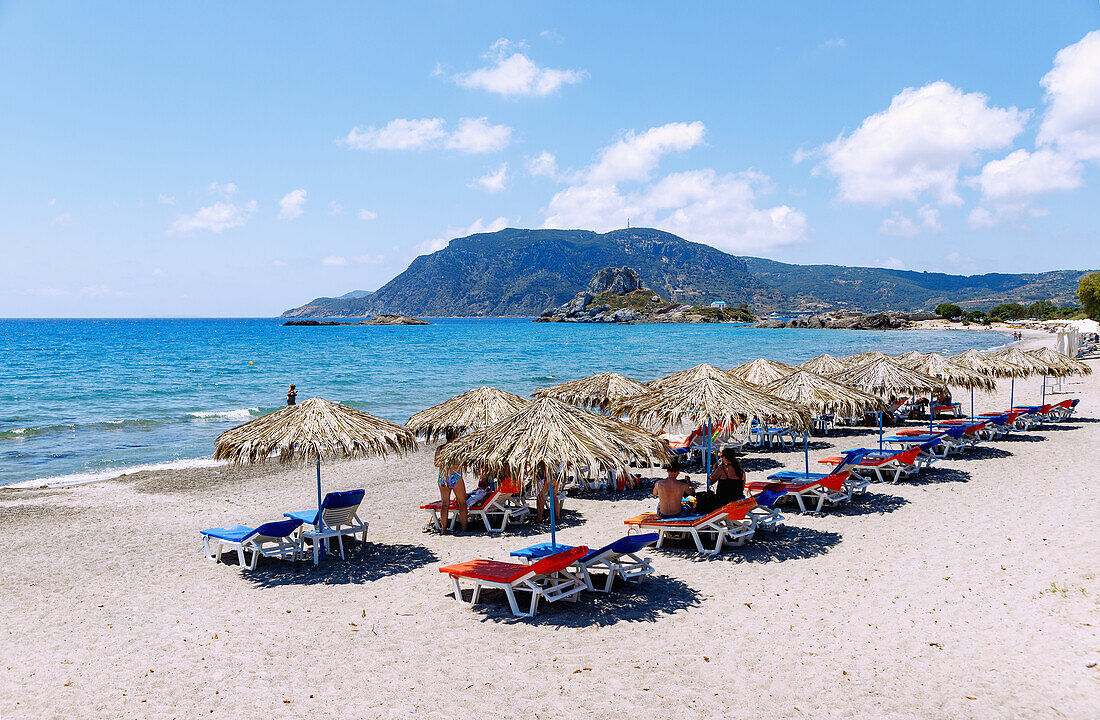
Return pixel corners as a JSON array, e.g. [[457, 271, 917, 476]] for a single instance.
[[236, 545, 247, 567], [337, 535, 346, 560], [503, 586, 524, 617]]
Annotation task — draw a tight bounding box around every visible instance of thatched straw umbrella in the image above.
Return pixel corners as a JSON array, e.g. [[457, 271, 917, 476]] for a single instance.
[[800, 353, 847, 376], [893, 350, 928, 368], [763, 369, 886, 472], [646, 363, 728, 391], [613, 366, 811, 489], [533, 372, 649, 411], [729, 358, 797, 386], [830, 356, 947, 441], [215, 397, 418, 534], [949, 348, 1027, 379], [987, 347, 1046, 408], [909, 353, 996, 419], [437, 396, 670, 547], [406, 386, 528, 441], [1025, 347, 1093, 405], [840, 350, 893, 367]]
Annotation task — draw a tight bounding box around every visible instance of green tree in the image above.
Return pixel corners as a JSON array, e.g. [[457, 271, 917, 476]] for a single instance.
[[964, 310, 989, 325], [1079, 272, 1100, 319], [989, 303, 1027, 320], [935, 302, 963, 319]]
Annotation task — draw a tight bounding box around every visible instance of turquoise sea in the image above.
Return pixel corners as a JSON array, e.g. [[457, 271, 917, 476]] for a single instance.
[[0, 318, 1011, 487]]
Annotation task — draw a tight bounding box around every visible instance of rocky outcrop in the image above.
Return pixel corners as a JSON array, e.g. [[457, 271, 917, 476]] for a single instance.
[[283, 314, 431, 327], [536, 267, 754, 324], [756, 311, 937, 330]]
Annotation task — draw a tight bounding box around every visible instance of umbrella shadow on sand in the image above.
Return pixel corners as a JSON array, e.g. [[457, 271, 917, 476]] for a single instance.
[[830, 492, 909, 516], [242, 541, 438, 588], [949, 446, 1013, 461], [663, 525, 842, 564], [741, 457, 783, 473], [451, 574, 703, 626], [903, 467, 971, 485]]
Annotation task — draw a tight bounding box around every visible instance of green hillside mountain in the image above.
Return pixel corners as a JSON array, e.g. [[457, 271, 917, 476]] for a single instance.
[[281, 228, 1089, 317]]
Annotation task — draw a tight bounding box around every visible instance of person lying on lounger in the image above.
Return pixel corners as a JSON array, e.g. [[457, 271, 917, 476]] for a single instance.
[[654, 460, 695, 518], [465, 476, 491, 508]]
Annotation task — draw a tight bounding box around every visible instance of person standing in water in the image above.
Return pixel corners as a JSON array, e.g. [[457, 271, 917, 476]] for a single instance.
[[287, 384, 297, 406]]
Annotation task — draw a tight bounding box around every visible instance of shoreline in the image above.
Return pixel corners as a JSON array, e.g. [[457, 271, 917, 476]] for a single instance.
[[3, 327, 1037, 492]]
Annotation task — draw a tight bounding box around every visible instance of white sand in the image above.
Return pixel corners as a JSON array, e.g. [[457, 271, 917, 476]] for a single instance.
[[2, 333, 1097, 719]]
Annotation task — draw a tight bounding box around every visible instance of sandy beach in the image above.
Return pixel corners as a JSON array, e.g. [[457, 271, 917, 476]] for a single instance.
[[2, 333, 1097, 720]]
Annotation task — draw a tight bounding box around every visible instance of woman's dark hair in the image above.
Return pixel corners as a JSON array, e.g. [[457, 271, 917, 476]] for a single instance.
[[664, 458, 681, 473], [720, 448, 738, 463]]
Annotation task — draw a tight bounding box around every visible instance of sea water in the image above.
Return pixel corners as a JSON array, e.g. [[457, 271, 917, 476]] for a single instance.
[[0, 318, 1010, 487]]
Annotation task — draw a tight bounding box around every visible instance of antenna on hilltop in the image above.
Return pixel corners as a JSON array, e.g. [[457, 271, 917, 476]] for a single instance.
[[627, 217, 630, 228]]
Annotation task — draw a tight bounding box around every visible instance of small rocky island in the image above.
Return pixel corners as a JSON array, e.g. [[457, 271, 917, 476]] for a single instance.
[[755, 310, 936, 330], [535, 267, 756, 324], [283, 314, 431, 326]]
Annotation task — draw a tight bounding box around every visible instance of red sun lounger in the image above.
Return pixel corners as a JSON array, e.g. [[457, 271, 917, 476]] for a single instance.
[[439, 546, 589, 618]]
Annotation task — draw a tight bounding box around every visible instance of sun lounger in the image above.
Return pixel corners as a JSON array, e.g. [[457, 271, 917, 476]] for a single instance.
[[421, 488, 530, 533], [623, 497, 758, 554], [200, 518, 303, 570], [284, 489, 368, 562], [1046, 399, 1079, 422], [818, 446, 923, 483], [574, 534, 658, 592], [439, 546, 589, 618], [746, 450, 868, 513]]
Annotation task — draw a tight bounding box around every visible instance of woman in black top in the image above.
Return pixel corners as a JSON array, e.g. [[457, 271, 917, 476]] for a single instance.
[[287, 384, 297, 406]]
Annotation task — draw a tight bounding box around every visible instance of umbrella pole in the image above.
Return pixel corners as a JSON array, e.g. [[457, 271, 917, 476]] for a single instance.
[[804, 432, 809, 475], [970, 388, 974, 419], [316, 458, 326, 560], [1042, 374, 1046, 405], [1010, 378, 1015, 409], [878, 411, 883, 451], [705, 420, 712, 492], [929, 392, 934, 432], [547, 465, 557, 550]]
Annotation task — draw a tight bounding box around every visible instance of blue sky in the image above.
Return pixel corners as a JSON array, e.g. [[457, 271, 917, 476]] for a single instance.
[[2, 1, 1099, 317]]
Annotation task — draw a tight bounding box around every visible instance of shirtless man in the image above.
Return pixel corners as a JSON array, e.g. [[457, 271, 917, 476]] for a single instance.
[[654, 463, 695, 518]]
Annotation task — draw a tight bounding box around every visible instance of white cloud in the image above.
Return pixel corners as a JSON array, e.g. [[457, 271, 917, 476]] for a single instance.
[[326, 200, 344, 216], [1038, 30, 1100, 163], [527, 151, 560, 178], [358, 209, 378, 221], [277, 189, 307, 221], [48, 197, 56, 206], [969, 148, 1081, 210], [470, 163, 509, 193], [819, 38, 846, 50], [208, 181, 238, 198], [453, 39, 586, 97], [877, 257, 906, 270], [966, 207, 996, 229], [878, 205, 941, 237], [169, 200, 257, 235], [50, 212, 73, 226], [816, 81, 1028, 205], [543, 167, 807, 253], [445, 117, 513, 154], [322, 256, 347, 266], [587, 121, 706, 184], [342, 116, 511, 154], [344, 118, 447, 150], [417, 216, 510, 256], [157, 194, 176, 205]]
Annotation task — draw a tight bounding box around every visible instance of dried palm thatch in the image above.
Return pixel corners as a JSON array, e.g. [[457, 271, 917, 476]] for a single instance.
[[908, 353, 997, 391], [613, 369, 812, 433], [893, 350, 928, 368], [645, 363, 730, 391], [1026, 347, 1093, 377], [435, 396, 670, 480], [840, 350, 893, 367], [729, 358, 797, 386], [949, 348, 1030, 379], [215, 397, 418, 464], [763, 369, 886, 417], [406, 386, 528, 440], [532, 372, 649, 411], [829, 356, 947, 398], [800, 353, 847, 376], [986, 347, 1046, 377]]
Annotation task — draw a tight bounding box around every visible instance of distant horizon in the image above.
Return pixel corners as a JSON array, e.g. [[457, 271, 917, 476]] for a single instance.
[[3, 3, 1098, 317]]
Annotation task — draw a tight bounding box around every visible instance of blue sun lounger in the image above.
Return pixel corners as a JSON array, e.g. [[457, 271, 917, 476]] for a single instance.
[[284, 489, 368, 564], [201, 518, 303, 570]]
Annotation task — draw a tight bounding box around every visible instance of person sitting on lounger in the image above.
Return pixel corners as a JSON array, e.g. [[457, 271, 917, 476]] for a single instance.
[[654, 460, 695, 518], [465, 476, 491, 508]]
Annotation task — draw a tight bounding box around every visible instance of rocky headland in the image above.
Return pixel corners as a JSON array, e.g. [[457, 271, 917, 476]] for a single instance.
[[283, 314, 431, 326], [755, 310, 937, 330]]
